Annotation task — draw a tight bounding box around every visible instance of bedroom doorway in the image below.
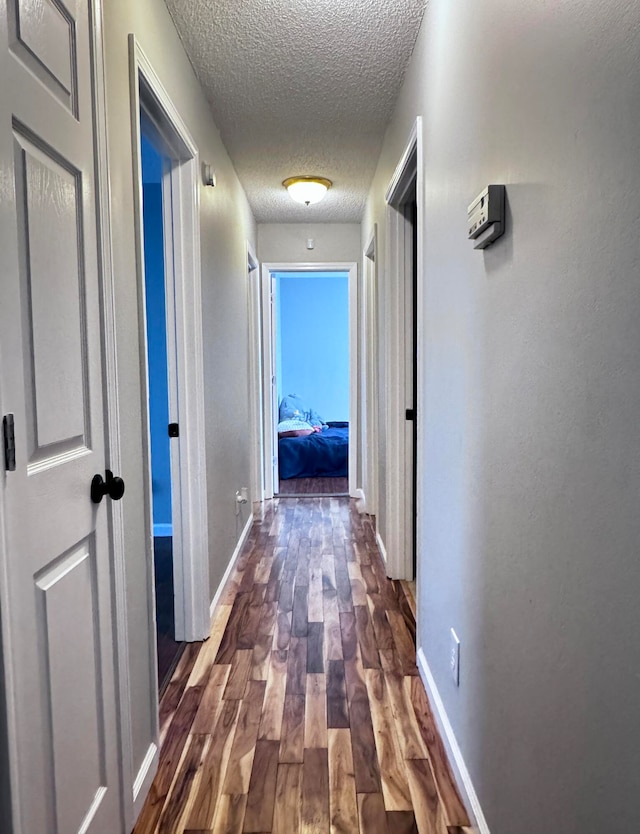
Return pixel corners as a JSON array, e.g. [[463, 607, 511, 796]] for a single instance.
[[261, 263, 358, 499], [139, 130, 184, 691], [131, 40, 212, 711]]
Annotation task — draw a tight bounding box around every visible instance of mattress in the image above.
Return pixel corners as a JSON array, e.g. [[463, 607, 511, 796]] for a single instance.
[[278, 425, 349, 479]]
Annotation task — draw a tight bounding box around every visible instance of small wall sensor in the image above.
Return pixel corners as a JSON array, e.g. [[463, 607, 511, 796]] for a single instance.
[[468, 184, 505, 249], [450, 628, 460, 686], [202, 163, 217, 187], [306, 238, 315, 250]]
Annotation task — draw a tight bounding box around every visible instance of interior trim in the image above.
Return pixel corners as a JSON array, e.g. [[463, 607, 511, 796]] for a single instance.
[[417, 646, 491, 834]]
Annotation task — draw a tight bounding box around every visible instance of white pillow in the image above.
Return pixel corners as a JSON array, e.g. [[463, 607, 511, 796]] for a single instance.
[[277, 419, 314, 437]]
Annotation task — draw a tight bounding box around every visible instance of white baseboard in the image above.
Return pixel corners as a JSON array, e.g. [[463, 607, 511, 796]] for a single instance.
[[153, 523, 172, 537], [376, 530, 388, 565], [354, 487, 367, 513], [132, 742, 158, 818], [416, 647, 491, 834], [209, 512, 254, 621]]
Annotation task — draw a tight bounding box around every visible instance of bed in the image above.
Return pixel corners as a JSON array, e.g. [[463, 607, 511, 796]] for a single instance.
[[276, 394, 349, 480], [278, 423, 349, 479]]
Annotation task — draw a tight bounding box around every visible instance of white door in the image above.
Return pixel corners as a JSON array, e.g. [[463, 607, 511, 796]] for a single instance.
[[0, 1, 122, 832]]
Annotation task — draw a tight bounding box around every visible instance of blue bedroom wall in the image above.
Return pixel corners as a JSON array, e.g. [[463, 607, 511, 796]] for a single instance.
[[141, 135, 172, 533], [275, 271, 349, 422]]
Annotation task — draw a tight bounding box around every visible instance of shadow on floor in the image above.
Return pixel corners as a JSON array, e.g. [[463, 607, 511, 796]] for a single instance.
[[153, 536, 185, 694]]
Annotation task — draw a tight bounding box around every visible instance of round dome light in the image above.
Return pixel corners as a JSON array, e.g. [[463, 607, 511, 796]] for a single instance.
[[283, 176, 332, 206]]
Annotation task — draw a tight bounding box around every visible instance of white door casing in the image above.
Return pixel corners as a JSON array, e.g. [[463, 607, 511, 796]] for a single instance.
[[265, 271, 279, 494], [130, 37, 210, 649], [0, 0, 123, 831], [362, 227, 379, 516], [126, 36, 211, 814], [384, 117, 424, 581], [247, 243, 264, 504], [261, 263, 359, 500]]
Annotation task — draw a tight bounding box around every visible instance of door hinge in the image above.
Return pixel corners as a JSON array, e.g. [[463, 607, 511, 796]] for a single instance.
[[168, 422, 179, 438], [405, 408, 415, 421], [3, 414, 16, 472]]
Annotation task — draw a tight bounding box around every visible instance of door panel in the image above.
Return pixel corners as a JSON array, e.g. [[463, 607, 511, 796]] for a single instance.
[[0, 0, 122, 831], [36, 537, 105, 834], [8, 0, 77, 113], [14, 129, 89, 460]]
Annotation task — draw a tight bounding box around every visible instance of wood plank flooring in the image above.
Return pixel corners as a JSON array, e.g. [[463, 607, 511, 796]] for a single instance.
[[132, 497, 470, 834], [278, 477, 349, 496]]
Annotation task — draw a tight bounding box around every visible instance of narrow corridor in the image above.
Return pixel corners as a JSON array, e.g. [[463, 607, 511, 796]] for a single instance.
[[133, 497, 470, 833]]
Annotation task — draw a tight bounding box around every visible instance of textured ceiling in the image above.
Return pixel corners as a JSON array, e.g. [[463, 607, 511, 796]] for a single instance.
[[164, 0, 427, 222]]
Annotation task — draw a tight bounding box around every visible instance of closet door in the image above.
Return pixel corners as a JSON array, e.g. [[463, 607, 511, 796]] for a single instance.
[[0, 1, 123, 831]]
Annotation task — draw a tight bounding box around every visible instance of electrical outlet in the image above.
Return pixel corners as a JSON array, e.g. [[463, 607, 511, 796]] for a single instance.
[[450, 628, 460, 686]]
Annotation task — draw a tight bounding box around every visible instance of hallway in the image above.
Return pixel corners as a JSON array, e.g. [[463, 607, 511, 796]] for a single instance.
[[132, 497, 470, 833]]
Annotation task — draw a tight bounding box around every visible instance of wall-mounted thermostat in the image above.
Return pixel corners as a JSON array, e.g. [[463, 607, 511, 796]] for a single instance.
[[468, 184, 505, 249]]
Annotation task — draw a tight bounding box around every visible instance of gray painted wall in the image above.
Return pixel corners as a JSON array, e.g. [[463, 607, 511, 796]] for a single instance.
[[364, 1, 640, 832], [258, 223, 361, 264], [103, 0, 255, 791], [0, 631, 11, 829]]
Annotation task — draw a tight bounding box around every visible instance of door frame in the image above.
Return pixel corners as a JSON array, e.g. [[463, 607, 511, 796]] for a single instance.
[[361, 226, 379, 516], [92, 4, 132, 828], [384, 117, 424, 581], [260, 262, 358, 499], [130, 36, 210, 648], [247, 243, 264, 504]]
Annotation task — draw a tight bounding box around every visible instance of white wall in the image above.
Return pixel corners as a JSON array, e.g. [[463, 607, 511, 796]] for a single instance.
[[103, 0, 255, 804], [258, 223, 360, 264], [364, 2, 640, 832]]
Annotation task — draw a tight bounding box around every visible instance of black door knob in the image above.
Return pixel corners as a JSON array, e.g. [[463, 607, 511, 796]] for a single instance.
[[108, 472, 125, 500], [91, 469, 126, 504]]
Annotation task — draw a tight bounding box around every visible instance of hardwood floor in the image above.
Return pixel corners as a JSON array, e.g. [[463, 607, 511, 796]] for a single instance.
[[132, 497, 470, 834], [278, 476, 349, 496]]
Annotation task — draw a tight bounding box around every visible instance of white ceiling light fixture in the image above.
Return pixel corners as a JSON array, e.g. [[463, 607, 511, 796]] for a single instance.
[[283, 175, 332, 206]]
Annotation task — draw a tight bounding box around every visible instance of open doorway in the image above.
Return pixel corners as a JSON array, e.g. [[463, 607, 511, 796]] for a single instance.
[[130, 39, 212, 713], [275, 271, 350, 496], [261, 264, 358, 499], [140, 132, 184, 691], [384, 117, 423, 582]]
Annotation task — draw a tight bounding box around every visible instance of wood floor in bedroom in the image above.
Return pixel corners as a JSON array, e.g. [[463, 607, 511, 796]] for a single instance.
[[278, 476, 349, 496], [132, 497, 471, 834]]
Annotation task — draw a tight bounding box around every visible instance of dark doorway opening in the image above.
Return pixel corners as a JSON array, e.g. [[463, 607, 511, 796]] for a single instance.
[[140, 130, 185, 692]]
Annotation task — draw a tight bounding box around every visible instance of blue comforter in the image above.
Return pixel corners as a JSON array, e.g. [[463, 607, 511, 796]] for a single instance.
[[278, 425, 349, 479]]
